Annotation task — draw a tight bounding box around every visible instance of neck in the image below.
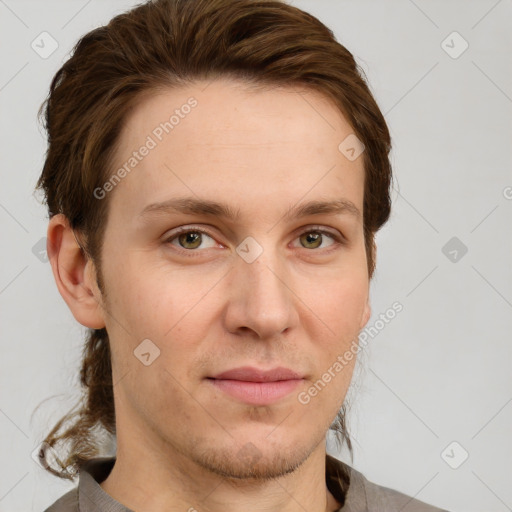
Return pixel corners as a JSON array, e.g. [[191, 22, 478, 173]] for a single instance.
[[100, 436, 341, 512]]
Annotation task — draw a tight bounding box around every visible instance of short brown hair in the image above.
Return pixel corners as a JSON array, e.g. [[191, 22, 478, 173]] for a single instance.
[[36, 0, 392, 485]]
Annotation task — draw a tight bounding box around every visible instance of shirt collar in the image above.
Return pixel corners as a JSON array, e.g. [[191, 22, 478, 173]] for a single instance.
[[78, 457, 135, 512]]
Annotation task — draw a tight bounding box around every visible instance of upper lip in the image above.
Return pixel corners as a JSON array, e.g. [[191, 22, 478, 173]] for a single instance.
[[210, 366, 303, 382]]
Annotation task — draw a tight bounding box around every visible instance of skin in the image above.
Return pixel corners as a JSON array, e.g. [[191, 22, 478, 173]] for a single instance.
[[48, 77, 371, 512]]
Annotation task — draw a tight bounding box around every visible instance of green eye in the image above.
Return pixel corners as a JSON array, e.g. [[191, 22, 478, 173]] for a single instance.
[[300, 231, 322, 249], [297, 230, 338, 250], [177, 232, 203, 249], [166, 229, 217, 251], [164, 226, 343, 255]]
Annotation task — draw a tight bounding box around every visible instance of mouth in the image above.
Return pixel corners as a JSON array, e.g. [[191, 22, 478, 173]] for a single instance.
[[206, 366, 304, 405]]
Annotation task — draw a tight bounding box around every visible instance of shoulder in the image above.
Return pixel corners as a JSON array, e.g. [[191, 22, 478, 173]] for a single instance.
[[43, 487, 78, 512], [346, 464, 449, 512]]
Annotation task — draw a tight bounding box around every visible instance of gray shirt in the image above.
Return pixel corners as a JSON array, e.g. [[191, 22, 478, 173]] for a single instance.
[[44, 455, 449, 511]]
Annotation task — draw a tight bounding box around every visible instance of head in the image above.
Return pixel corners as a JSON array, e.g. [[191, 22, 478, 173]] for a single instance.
[[36, 0, 392, 481]]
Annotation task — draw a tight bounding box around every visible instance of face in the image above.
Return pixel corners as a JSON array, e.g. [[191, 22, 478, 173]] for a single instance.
[[96, 78, 370, 479]]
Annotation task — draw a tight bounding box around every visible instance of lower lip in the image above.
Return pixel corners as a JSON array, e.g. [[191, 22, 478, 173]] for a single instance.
[[207, 378, 302, 405]]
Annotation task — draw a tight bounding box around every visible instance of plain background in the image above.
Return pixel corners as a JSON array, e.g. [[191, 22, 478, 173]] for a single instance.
[[0, 0, 511, 511]]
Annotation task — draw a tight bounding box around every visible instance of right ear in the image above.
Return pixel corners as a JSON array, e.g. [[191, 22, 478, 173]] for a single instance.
[[47, 214, 106, 329]]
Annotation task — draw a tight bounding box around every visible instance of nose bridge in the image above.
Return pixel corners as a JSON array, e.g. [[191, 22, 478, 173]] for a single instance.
[[229, 237, 296, 337]]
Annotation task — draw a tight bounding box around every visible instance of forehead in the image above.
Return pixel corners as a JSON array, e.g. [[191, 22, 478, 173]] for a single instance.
[[122, 77, 351, 143], [107, 78, 364, 219]]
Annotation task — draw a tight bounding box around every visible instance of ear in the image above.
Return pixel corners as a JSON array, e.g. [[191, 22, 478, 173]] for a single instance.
[[360, 299, 371, 330], [47, 214, 106, 329], [360, 238, 376, 329]]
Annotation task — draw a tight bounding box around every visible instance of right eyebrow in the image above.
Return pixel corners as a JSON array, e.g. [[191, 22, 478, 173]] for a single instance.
[[139, 197, 242, 221]]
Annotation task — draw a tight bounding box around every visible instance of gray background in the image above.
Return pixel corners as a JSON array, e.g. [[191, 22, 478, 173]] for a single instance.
[[1, 0, 511, 511]]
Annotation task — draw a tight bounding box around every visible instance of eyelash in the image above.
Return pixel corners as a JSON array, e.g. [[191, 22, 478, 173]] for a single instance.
[[163, 225, 345, 255]]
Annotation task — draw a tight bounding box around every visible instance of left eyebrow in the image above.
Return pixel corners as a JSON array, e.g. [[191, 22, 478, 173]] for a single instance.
[[282, 198, 361, 222]]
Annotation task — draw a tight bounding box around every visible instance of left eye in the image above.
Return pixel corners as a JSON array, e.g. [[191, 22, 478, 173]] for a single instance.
[[164, 227, 340, 252], [293, 230, 338, 250]]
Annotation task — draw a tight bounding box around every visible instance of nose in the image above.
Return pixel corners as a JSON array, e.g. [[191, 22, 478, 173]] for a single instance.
[[223, 243, 299, 340]]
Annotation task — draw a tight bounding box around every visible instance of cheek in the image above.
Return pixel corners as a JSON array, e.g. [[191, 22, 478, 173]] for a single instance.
[[299, 265, 368, 400], [306, 268, 368, 335], [104, 256, 208, 333], [103, 260, 220, 376], [117, 361, 200, 438]]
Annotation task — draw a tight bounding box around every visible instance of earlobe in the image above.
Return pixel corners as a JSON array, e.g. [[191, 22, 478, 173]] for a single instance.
[[47, 214, 106, 329], [360, 300, 371, 329], [360, 238, 376, 329]]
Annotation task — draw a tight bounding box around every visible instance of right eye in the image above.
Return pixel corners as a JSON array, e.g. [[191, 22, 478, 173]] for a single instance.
[[163, 226, 220, 252]]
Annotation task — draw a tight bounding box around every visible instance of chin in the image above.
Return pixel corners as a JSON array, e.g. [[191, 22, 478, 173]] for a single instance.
[[189, 439, 313, 481]]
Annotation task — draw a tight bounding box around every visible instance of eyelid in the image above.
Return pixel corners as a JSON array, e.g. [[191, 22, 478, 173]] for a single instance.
[[294, 224, 344, 241], [163, 224, 218, 242], [162, 224, 220, 250], [290, 225, 346, 250], [162, 224, 346, 252]]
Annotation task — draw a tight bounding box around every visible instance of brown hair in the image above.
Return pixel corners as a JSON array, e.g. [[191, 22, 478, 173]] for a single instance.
[[35, 0, 392, 492]]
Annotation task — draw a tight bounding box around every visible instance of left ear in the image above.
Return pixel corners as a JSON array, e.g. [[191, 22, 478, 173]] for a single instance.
[[359, 237, 376, 328], [360, 300, 371, 330]]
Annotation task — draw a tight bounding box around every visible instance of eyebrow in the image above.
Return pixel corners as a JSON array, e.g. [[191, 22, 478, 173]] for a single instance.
[[139, 197, 361, 222]]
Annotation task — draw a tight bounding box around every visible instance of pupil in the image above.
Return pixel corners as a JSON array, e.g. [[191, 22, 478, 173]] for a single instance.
[[180, 232, 201, 248], [305, 232, 320, 248]]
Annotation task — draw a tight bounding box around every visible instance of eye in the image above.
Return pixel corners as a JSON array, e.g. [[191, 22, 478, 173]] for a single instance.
[[164, 227, 218, 251], [293, 228, 341, 250], [163, 225, 343, 254]]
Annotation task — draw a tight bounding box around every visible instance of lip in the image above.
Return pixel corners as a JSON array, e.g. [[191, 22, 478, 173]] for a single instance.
[[207, 366, 304, 405], [210, 366, 303, 382]]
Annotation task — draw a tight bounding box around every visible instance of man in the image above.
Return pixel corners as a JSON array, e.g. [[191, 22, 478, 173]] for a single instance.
[[37, 0, 448, 510]]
